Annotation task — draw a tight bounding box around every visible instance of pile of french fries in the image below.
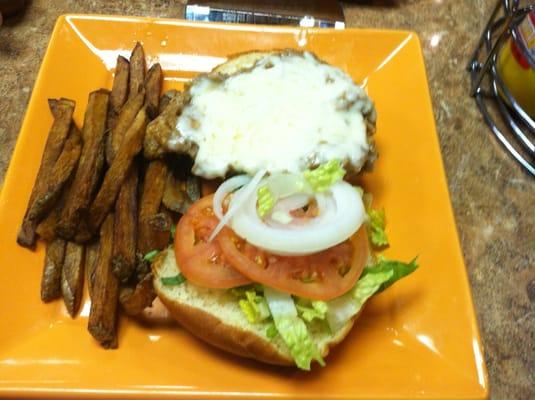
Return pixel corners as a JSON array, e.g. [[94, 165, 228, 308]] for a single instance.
[[17, 43, 200, 348]]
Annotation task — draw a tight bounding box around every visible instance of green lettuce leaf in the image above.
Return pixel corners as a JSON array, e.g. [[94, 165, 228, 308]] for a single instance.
[[275, 316, 325, 370], [265, 322, 278, 340], [304, 159, 345, 192], [296, 300, 328, 323], [327, 257, 419, 332], [368, 208, 389, 247], [160, 273, 186, 286], [361, 257, 419, 293], [143, 249, 159, 262], [237, 290, 270, 324], [256, 185, 276, 217], [351, 268, 393, 307], [264, 287, 324, 370]]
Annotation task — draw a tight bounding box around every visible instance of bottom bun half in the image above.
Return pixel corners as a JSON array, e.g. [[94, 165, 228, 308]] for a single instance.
[[152, 247, 361, 367]]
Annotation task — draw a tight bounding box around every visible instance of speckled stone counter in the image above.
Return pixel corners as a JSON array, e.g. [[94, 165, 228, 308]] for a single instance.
[[0, 1, 533, 399]]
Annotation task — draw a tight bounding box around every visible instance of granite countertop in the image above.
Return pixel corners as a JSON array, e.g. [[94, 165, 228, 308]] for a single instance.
[[0, 0, 533, 399]]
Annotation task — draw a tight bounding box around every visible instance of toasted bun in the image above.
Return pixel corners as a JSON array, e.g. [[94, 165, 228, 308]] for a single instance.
[[152, 247, 361, 367]]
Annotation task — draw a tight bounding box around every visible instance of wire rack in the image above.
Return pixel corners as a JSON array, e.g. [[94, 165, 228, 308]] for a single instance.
[[467, 0, 535, 176]]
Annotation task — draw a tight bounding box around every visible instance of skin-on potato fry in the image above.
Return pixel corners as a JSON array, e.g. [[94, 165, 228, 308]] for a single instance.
[[136, 208, 173, 282], [111, 164, 139, 282], [41, 238, 66, 302], [88, 214, 119, 349], [119, 273, 156, 316], [107, 55, 130, 134], [137, 160, 168, 256], [28, 125, 82, 222], [35, 208, 60, 242], [106, 87, 145, 164], [129, 42, 146, 98], [143, 92, 188, 159], [87, 107, 148, 232], [34, 129, 83, 243], [146, 208, 173, 249], [144, 63, 163, 119], [85, 239, 100, 300], [48, 98, 61, 117], [18, 98, 75, 248], [56, 90, 109, 240], [162, 172, 189, 213], [186, 174, 201, 203], [61, 241, 85, 317], [72, 141, 107, 244]]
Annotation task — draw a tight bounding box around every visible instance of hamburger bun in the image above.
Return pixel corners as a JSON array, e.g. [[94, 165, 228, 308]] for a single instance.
[[152, 246, 362, 366]]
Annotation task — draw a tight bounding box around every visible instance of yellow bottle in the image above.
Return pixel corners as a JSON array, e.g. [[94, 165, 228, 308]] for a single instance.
[[496, 12, 535, 117]]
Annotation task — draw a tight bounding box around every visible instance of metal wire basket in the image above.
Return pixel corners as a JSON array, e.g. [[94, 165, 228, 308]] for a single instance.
[[467, 0, 535, 176]]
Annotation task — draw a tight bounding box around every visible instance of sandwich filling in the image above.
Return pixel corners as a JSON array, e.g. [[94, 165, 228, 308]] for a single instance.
[[153, 52, 417, 371], [172, 51, 376, 178]]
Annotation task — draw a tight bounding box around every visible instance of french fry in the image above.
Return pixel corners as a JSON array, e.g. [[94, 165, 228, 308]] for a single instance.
[[162, 172, 189, 213], [85, 239, 100, 300], [137, 160, 168, 256], [144, 63, 163, 119], [145, 208, 173, 251], [135, 256, 151, 282], [186, 174, 201, 203], [107, 55, 130, 133], [18, 98, 75, 248], [107, 55, 148, 279], [71, 145, 107, 244], [88, 214, 119, 348], [28, 125, 82, 222], [56, 90, 109, 240], [87, 107, 148, 232], [119, 273, 156, 316], [48, 98, 61, 117], [129, 42, 146, 97], [143, 92, 188, 159], [106, 87, 145, 163], [35, 208, 60, 242], [61, 241, 85, 317], [111, 164, 139, 282], [41, 238, 66, 302]]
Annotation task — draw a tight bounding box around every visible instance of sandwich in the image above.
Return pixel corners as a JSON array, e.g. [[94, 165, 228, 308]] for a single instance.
[[147, 50, 418, 370]]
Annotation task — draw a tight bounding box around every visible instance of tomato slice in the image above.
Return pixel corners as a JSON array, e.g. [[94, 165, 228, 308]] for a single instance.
[[218, 227, 369, 301], [174, 195, 252, 288]]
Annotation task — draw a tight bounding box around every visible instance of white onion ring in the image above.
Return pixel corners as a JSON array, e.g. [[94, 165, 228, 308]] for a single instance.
[[266, 193, 334, 230], [212, 175, 251, 220], [208, 169, 266, 242], [272, 193, 310, 214], [267, 193, 311, 226], [230, 181, 365, 256]]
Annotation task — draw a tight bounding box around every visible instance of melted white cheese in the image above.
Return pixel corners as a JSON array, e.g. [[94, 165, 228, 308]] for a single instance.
[[174, 52, 373, 178]]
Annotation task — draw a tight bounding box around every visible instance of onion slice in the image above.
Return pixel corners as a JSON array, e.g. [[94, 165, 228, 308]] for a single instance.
[[208, 169, 266, 242], [272, 193, 310, 213], [230, 181, 365, 255], [212, 175, 251, 220]]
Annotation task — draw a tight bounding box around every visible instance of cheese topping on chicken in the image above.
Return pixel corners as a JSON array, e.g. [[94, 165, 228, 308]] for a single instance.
[[172, 51, 375, 178]]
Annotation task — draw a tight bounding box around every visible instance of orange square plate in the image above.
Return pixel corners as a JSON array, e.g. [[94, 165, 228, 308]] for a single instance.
[[0, 15, 488, 399]]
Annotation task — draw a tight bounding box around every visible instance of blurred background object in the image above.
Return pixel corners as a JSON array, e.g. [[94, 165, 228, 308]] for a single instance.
[[467, 0, 535, 176], [0, 0, 26, 24], [185, 0, 345, 27]]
